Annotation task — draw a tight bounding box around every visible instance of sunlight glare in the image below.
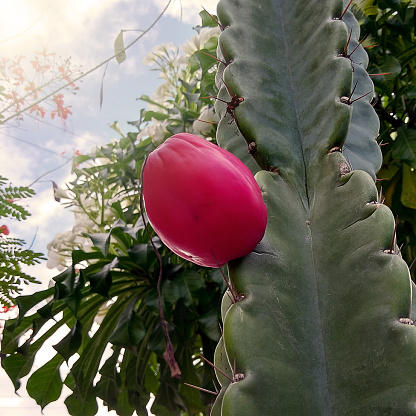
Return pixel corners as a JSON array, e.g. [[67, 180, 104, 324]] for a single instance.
[[0, 0, 44, 41]]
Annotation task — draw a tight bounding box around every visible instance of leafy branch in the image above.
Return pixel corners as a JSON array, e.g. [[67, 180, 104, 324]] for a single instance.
[[0, 0, 173, 126]]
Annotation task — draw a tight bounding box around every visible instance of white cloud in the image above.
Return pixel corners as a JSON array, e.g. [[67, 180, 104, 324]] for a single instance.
[[0, 131, 35, 184], [152, 0, 219, 24]]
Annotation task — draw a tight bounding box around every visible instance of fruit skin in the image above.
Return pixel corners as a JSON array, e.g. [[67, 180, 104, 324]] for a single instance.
[[142, 133, 267, 267]]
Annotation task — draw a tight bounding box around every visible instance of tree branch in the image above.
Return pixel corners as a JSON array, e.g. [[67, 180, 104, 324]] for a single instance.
[[0, 0, 173, 126]]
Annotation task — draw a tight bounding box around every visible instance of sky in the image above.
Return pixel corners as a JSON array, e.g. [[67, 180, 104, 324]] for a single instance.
[[0, 0, 218, 414]]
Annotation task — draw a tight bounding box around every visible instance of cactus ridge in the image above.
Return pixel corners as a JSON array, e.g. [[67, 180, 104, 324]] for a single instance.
[[340, 2, 381, 179], [212, 0, 416, 415], [215, 0, 352, 202]]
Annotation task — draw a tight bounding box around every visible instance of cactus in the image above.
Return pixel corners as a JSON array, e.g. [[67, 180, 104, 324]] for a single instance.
[[210, 0, 416, 414]]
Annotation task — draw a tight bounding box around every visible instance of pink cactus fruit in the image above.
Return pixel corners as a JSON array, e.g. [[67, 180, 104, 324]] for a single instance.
[[142, 133, 267, 267]]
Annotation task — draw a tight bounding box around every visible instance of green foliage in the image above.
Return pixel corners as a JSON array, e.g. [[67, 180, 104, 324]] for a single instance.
[[0, 176, 35, 221], [2, 176, 225, 415], [0, 176, 42, 306], [0, 237, 43, 306]]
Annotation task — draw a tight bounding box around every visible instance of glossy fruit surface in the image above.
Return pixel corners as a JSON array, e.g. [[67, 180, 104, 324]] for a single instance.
[[142, 133, 267, 267]]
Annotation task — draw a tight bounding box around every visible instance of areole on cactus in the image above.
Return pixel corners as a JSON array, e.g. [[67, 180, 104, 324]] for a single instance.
[[142, 133, 267, 268]]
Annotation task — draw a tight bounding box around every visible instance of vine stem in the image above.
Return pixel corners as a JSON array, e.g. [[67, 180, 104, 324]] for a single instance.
[[140, 154, 181, 378]]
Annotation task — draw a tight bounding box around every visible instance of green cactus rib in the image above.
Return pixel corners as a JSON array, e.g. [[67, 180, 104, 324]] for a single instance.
[[220, 154, 416, 415], [341, 1, 381, 179], [215, 0, 352, 203], [212, 0, 416, 415]]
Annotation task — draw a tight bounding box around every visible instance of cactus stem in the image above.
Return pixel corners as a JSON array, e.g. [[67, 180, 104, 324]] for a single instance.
[[202, 6, 224, 30], [184, 383, 218, 396], [218, 42, 233, 66], [140, 156, 181, 379], [202, 77, 244, 123], [200, 354, 245, 384], [232, 355, 245, 382], [339, 161, 351, 176], [345, 154, 354, 171], [339, 0, 353, 20], [339, 30, 367, 71]]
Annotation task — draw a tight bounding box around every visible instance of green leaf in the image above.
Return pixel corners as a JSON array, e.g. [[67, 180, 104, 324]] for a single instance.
[[392, 126, 416, 168], [15, 287, 54, 321], [353, 0, 379, 15], [199, 9, 220, 28], [162, 279, 181, 306], [26, 354, 64, 410], [199, 305, 221, 341], [69, 293, 136, 408], [114, 30, 127, 63], [183, 92, 201, 103], [1, 350, 35, 391], [88, 257, 118, 297], [192, 50, 218, 74], [53, 267, 82, 315], [370, 55, 401, 93], [53, 320, 83, 361], [175, 270, 205, 307], [126, 244, 146, 268], [109, 300, 146, 347], [142, 110, 169, 122], [65, 385, 98, 416], [88, 232, 111, 257], [138, 94, 166, 109], [402, 163, 416, 209], [95, 347, 122, 412], [72, 249, 103, 264]]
